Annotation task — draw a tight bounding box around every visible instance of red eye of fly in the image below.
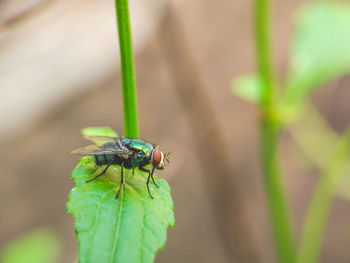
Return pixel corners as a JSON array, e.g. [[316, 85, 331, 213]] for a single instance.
[[152, 149, 162, 166]]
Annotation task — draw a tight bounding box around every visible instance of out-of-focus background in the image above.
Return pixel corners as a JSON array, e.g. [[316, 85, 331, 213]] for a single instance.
[[1, 0, 350, 262]]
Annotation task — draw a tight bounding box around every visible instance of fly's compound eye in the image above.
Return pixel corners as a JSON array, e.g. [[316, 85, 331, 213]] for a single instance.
[[152, 148, 164, 169]]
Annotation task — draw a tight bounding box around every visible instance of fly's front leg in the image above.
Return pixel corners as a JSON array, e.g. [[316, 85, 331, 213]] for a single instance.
[[115, 165, 124, 200], [86, 164, 110, 183], [139, 166, 155, 199], [139, 166, 159, 188], [150, 166, 159, 188]]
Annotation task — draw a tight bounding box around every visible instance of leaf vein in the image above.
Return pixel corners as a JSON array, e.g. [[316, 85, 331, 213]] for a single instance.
[[110, 185, 124, 263]]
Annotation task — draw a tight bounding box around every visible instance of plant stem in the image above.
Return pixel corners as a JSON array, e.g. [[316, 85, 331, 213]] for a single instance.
[[255, 0, 295, 262], [260, 124, 295, 263], [296, 175, 333, 263], [115, 0, 139, 138], [255, 0, 274, 108], [297, 129, 350, 263]]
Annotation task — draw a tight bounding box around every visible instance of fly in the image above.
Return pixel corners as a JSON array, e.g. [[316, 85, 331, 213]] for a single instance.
[[71, 136, 170, 199]]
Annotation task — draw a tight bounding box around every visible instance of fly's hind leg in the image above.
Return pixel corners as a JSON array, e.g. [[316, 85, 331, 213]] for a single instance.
[[86, 164, 110, 183], [115, 165, 124, 200]]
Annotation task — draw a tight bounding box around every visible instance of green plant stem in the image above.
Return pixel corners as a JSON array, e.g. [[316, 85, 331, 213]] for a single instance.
[[297, 129, 350, 263], [255, 0, 274, 107], [115, 0, 139, 138], [255, 1, 295, 262], [260, 123, 295, 263], [296, 175, 333, 263]]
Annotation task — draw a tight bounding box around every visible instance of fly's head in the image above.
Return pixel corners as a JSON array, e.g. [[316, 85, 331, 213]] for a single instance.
[[151, 146, 171, 170]]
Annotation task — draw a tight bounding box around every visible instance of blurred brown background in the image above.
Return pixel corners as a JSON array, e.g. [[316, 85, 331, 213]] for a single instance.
[[1, 0, 350, 262]]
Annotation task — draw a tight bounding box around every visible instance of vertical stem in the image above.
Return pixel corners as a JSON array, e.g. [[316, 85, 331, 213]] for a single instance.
[[255, 0, 274, 107], [296, 175, 333, 263], [260, 123, 295, 263], [297, 129, 350, 263], [115, 0, 139, 138], [255, 0, 295, 262]]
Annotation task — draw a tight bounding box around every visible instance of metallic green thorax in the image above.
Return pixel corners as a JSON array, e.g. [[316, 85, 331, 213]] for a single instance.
[[122, 138, 154, 166]]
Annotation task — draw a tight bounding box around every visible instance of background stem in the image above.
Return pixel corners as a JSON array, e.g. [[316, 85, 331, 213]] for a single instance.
[[115, 0, 139, 138], [297, 129, 350, 263], [296, 175, 333, 263], [255, 0, 295, 262]]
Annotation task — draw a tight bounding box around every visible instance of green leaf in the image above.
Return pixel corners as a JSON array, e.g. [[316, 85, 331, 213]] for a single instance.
[[231, 74, 300, 123], [284, 1, 350, 106], [337, 173, 350, 200], [287, 102, 338, 170], [230, 74, 261, 103], [67, 128, 174, 263], [330, 128, 350, 201], [81, 127, 119, 146], [325, 127, 350, 190], [0, 228, 60, 263], [287, 103, 350, 201], [82, 127, 118, 138]]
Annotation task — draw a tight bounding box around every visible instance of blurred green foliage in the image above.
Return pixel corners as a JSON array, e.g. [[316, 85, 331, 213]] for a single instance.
[[231, 74, 261, 103], [0, 228, 60, 263], [284, 1, 350, 107], [232, 1, 350, 263], [82, 127, 118, 138], [232, 0, 350, 195], [233, 2, 350, 109]]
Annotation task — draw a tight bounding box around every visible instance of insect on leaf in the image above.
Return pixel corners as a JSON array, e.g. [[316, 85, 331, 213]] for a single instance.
[[66, 128, 175, 263]]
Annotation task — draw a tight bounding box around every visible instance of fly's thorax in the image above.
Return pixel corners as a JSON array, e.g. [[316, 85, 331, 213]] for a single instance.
[[122, 138, 154, 160]]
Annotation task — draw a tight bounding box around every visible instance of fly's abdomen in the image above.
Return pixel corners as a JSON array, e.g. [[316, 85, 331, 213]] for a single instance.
[[94, 154, 121, 165]]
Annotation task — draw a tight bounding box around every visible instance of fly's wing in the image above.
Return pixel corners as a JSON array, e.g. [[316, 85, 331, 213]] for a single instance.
[[71, 145, 116, 155], [71, 139, 133, 158], [99, 138, 133, 158]]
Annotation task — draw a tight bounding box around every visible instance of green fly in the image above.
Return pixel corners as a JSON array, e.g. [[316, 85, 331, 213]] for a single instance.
[[71, 136, 170, 199]]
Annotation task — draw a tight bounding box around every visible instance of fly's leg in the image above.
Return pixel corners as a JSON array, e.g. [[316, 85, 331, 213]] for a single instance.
[[140, 166, 159, 188], [146, 172, 153, 199], [115, 165, 124, 200], [139, 166, 153, 198], [140, 166, 158, 199], [132, 168, 135, 176], [150, 166, 159, 188], [86, 164, 110, 183]]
